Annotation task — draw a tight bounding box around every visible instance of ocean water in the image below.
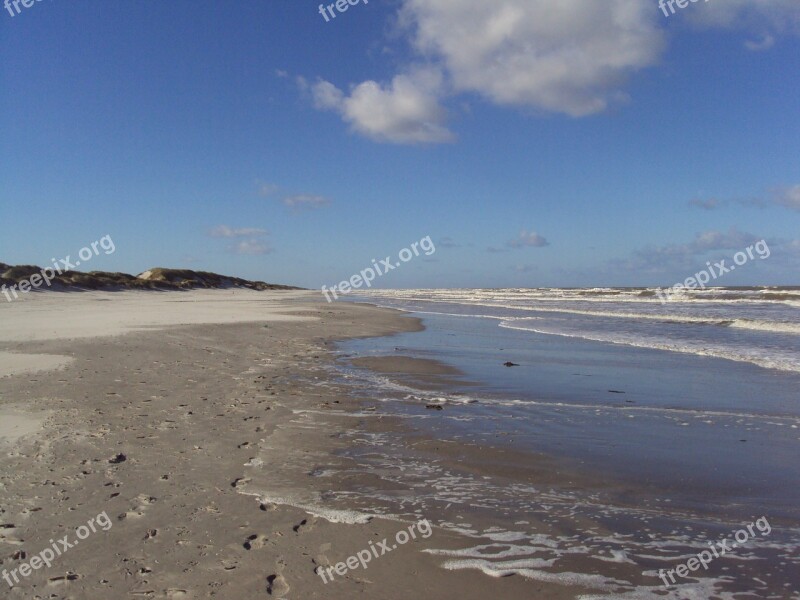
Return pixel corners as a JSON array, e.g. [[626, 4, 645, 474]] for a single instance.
[[326, 287, 800, 598], [352, 287, 800, 373]]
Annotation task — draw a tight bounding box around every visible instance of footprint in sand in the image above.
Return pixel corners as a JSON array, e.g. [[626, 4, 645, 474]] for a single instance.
[[120, 494, 157, 519], [314, 542, 332, 570], [243, 533, 269, 550], [292, 516, 318, 534], [266, 573, 289, 597], [0, 524, 23, 546], [48, 573, 80, 585], [221, 559, 238, 571]]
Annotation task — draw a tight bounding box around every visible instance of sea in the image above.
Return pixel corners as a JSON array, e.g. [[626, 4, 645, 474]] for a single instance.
[[325, 287, 800, 598]]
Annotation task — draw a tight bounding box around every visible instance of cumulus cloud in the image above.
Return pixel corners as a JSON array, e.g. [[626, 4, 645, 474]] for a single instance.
[[508, 229, 550, 248], [308, 0, 665, 140], [400, 0, 664, 117], [281, 194, 331, 210], [311, 67, 454, 144], [209, 225, 268, 238], [304, 0, 800, 142]]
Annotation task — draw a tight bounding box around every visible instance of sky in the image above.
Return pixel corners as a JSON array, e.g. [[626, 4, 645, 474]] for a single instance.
[[1, 0, 798, 289]]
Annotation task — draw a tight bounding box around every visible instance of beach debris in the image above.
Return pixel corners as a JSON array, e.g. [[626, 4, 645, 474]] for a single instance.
[[426, 404, 444, 410], [503, 362, 519, 367], [108, 453, 127, 464]]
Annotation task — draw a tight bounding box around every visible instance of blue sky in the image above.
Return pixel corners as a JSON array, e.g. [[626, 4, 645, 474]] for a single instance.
[[1, 0, 798, 288]]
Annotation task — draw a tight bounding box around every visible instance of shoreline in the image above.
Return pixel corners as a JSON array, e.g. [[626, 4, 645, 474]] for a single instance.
[[2, 291, 796, 598], [0, 291, 568, 599], [330, 300, 800, 598]]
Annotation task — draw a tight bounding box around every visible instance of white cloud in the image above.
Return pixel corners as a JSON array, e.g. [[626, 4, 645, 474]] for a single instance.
[[281, 194, 331, 210], [209, 225, 272, 255], [689, 198, 723, 210], [774, 185, 800, 211], [621, 228, 764, 273], [209, 225, 268, 238], [230, 239, 272, 255], [307, 0, 665, 140], [690, 229, 759, 252], [311, 67, 454, 144], [312, 80, 344, 110], [400, 0, 665, 116], [508, 229, 549, 248], [745, 34, 776, 51], [689, 184, 800, 212], [257, 181, 279, 197], [684, 0, 800, 33], [679, 1, 800, 50], [305, 0, 800, 142]]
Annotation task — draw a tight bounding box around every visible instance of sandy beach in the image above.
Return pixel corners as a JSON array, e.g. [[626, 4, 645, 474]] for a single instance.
[[5, 0, 800, 596], [0, 290, 573, 599]]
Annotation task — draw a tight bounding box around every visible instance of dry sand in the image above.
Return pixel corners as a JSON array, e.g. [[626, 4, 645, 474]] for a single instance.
[[0, 290, 575, 599]]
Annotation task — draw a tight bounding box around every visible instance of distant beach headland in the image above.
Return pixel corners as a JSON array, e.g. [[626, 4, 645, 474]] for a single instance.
[[1, 263, 301, 300]]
